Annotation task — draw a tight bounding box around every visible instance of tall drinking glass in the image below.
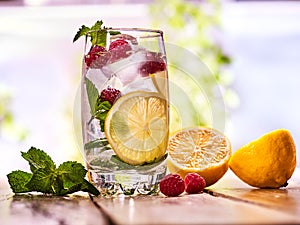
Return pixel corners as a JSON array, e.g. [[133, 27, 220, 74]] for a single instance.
[[81, 28, 169, 196]]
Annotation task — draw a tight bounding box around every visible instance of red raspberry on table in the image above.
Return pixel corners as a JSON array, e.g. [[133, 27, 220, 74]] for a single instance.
[[100, 87, 121, 105], [85, 45, 109, 68], [159, 174, 185, 197], [109, 39, 132, 61], [184, 173, 206, 194], [139, 52, 166, 77]]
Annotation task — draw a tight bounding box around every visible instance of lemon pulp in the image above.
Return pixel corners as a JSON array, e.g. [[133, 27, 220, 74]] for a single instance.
[[167, 127, 232, 186], [105, 91, 169, 165]]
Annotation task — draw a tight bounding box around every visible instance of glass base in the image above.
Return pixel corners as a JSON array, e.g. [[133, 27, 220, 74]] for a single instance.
[[88, 163, 167, 196]]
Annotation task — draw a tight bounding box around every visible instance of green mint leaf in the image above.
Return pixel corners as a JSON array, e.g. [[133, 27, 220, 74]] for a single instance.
[[73, 20, 113, 47], [91, 29, 107, 46], [73, 25, 90, 43], [51, 174, 64, 195], [7, 147, 100, 196], [58, 183, 83, 196], [56, 161, 99, 196], [96, 100, 111, 112], [90, 20, 107, 46], [81, 179, 100, 196], [84, 138, 109, 150], [7, 170, 32, 193], [21, 147, 56, 173], [95, 100, 111, 132], [56, 161, 86, 195], [25, 168, 56, 194], [85, 77, 99, 116], [95, 100, 111, 120], [90, 20, 103, 31], [100, 120, 105, 132], [109, 31, 121, 36], [56, 180, 100, 196], [57, 161, 87, 184]]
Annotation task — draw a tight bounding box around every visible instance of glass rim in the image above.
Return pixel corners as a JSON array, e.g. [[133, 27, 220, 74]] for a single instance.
[[108, 28, 163, 38]]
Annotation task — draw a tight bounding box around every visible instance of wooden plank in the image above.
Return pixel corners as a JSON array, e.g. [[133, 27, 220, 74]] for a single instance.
[[0, 177, 110, 225], [92, 193, 300, 225], [0, 191, 108, 225], [1, 168, 300, 225], [207, 169, 300, 216]]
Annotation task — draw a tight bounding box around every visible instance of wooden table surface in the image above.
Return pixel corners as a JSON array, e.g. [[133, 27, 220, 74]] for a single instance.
[[1, 169, 300, 225]]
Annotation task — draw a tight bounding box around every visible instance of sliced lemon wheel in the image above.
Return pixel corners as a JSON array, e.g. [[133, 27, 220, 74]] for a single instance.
[[150, 70, 168, 97], [105, 91, 169, 165], [167, 127, 232, 186]]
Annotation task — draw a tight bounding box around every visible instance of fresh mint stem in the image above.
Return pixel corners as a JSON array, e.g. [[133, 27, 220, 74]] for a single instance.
[[87, 116, 94, 126]]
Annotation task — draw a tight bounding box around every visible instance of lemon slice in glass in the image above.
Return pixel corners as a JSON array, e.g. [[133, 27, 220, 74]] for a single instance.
[[150, 71, 168, 97], [105, 91, 169, 165]]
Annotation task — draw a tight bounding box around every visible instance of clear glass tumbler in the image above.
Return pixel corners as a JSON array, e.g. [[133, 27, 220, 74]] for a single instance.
[[81, 28, 169, 196]]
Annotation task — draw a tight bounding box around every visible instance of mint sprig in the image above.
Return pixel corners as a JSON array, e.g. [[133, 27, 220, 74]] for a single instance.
[[73, 20, 120, 47], [7, 147, 100, 196], [85, 77, 111, 131]]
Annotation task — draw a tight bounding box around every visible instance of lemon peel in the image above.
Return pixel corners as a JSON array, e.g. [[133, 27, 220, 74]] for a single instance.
[[229, 129, 296, 188]]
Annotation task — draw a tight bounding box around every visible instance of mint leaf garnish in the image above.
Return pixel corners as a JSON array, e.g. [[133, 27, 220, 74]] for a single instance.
[[85, 77, 99, 116], [25, 168, 56, 194], [90, 20, 107, 46], [7, 170, 32, 193], [95, 100, 111, 131], [73, 20, 107, 47], [57, 161, 87, 186], [95, 100, 111, 119], [21, 147, 56, 173], [80, 179, 101, 196], [85, 77, 112, 131], [56, 161, 99, 196], [73, 20, 121, 47], [7, 148, 100, 196], [73, 25, 90, 43]]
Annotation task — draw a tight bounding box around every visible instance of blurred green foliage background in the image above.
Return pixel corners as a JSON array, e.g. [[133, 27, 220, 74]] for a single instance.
[[149, 0, 238, 132]]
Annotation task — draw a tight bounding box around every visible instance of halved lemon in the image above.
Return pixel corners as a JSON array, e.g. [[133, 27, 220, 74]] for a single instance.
[[229, 129, 296, 188], [167, 127, 232, 186], [105, 91, 169, 165]]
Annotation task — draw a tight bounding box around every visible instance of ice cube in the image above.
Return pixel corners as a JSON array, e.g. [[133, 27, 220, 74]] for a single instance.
[[121, 76, 157, 95], [102, 75, 124, 91], [86, 69, 109, 91], [103, 50, 147, 86]]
